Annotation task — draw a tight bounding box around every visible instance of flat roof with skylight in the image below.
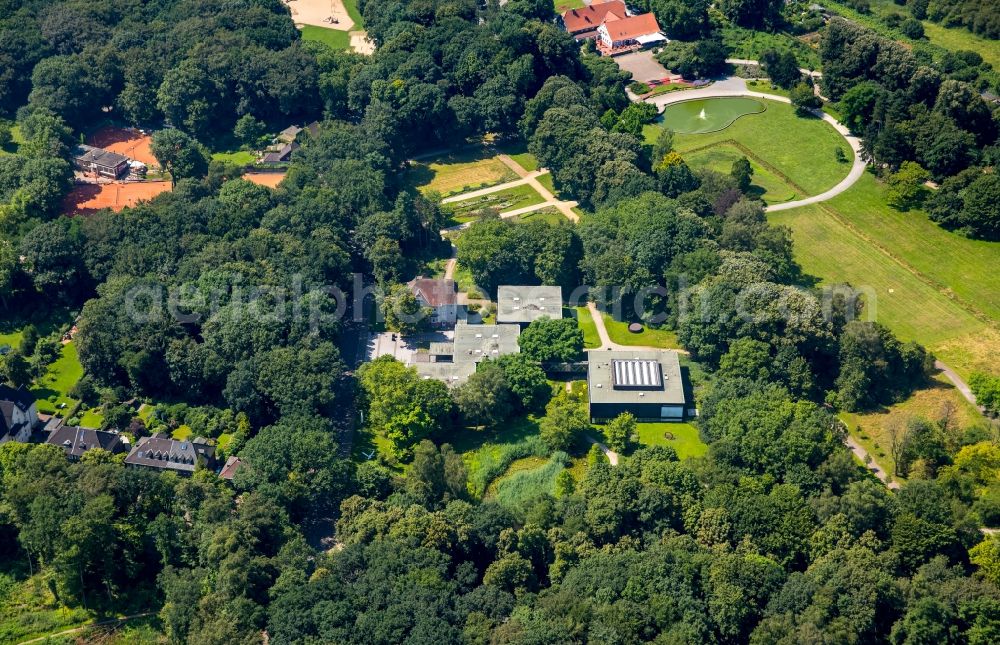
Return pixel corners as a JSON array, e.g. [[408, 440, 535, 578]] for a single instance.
[[588, 350, 687, 421]]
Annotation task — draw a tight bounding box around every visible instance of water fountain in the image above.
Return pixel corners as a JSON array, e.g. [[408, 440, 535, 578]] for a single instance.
[[697, 108, 707, 120]]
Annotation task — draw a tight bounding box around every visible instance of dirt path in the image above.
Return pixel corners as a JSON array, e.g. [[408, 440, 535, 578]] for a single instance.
[[935, 360, 986, 413], [587, 436, 620, 466], [844, 435, 900, 490], [18, 612, 156, 644], [496, 155, 580, 222], [643, 79, 866, 213], [443, 245, 457, 280]]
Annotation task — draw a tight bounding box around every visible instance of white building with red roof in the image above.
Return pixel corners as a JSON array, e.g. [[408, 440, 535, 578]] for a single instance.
[[561, 1, 628, 36], [561, 0, 666, 56], [407, 277, 459, 327]]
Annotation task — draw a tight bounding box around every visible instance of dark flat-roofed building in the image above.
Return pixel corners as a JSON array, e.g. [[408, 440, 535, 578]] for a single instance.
[[72, 144, 130, 179], [496, 285, 563, 326], [46, 425, 126, 460], [0, 384, 37, 445], [588, 350, 686, 422], [125, 433, 216, 475]]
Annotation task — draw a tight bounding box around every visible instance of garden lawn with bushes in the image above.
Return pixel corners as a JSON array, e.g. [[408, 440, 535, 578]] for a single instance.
[[635, 422, 707, 460], [601, 312, 680, 349], [29, 342, 83, 415]]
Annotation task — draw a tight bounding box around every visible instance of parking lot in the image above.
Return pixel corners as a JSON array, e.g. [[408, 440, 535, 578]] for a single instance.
[[614, 50, 672, 83]]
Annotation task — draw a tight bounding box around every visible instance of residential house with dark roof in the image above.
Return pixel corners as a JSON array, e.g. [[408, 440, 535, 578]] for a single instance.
[[125, 433, 216, 475], [408, 277, 459, 327], [72, 144, 130, 179], [46, 425, 127, 460], [0, 384, 37, 444], [261, 142, 299, 166]]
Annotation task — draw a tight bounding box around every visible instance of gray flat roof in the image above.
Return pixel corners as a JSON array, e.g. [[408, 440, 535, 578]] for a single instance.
[[414, 361, 477, 386], [496, 285, 563, 324], [73, 144, 129, 168], [588, 350, 685, 405], [452, 324, 520, 363]]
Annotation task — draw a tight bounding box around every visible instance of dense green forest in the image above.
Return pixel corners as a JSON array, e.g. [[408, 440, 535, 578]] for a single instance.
[[1, 0, 1000, 643]]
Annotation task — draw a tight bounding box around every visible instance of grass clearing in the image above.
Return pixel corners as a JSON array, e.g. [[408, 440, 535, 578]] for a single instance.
[[211, 150, 255, 166], [512, 207, 567, 227], [444, 183, 546, 222], [299, 24, 351, 49], [573, 306, 602, 349], [30, 342, 83, 415], [171, 425, 193, 441], [824, 173, 1000, 323], [554, 0, 586, 11], [409, 149, 517, 196], [499, 144, 539, 172], [635, 422, 707, 460], [601, 313, 680, 349], [493, 452, 568, 510], [920, 21, 1000, 70], [79, 409, 104, 428], [769, 203, 995, 379], [648, 99, 853, 196], [683, 143, 799, 205], [0, 570, 92, 644], [839, 372, 986, 481]]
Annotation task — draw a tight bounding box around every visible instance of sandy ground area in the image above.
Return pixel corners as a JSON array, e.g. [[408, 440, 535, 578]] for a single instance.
[[287, 0, 353, 30], [87, 127, 158, 167], [350, 31, 374, 54], [64, 181, 172, 216], [243, 172, 287, 188]]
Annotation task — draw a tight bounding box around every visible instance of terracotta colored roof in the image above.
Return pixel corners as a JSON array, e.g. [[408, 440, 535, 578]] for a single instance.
[[600, 13, 661, 41], [408, 277, 457, 307], [562, 1, 627, 33], [219, 456, 244, 480]]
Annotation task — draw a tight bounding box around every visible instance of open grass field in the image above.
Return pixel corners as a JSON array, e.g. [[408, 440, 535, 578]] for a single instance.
[[647, 99, 854, 197], [601, 312, 680, 349], [921, 21, 1000, 69], [635, 422, 708, 460], [242, 172, 286, 188], [299, 24, 350, 49], [683, 143, 798, 205], [769, 203, 998, 379], [87, 126, 158, 166], [825, 173, 1000, 323], [573, 306, 602, 349], [839, 372, 986, 482], [409, 149, 518, 197], [30, 342, 83, 415], [444, 183, 546, 221], [64, 181, 172, 216]]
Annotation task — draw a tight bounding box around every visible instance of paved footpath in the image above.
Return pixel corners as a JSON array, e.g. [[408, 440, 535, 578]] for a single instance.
[[644, 76, 866, 213]]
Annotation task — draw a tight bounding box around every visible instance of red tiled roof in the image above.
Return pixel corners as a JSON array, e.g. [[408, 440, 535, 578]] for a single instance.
[[408, 277, 457, 307], [600, 13, 661, 41], [561, 0, 627, 33]]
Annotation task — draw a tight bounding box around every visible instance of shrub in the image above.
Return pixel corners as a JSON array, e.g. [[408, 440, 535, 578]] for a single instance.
[[467, 436, 547, 498]]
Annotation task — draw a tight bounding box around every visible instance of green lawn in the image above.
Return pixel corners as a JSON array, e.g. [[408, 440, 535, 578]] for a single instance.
[[683, 143, 800, 205], [601, 312, 680, 349], [30, 342, 83, 415], [647, 99, 853, 197], [824, 173, 1000, 323], [635, 422, 707, 460], [343, 0, 364, 27], [512, 207, 567, 227], [553, 0, 586, 12], [745, 80, 792, 100], [217, 432, 234, 452], [0, 329, 22, 351], [499, 143, 539, 173], [921, 20, 1000, 70], [79, 408, 104, 429], [573, 306, 602, 349], [444, 183, 546, 221], [171, 425, 193, 441], [211, 150, 255, 166], [536, 172, 557, 196], [769, 203, 996, 379], [299, 24, 351, 50]]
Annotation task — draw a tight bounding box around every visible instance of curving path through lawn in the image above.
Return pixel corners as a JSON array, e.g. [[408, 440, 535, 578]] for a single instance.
[[644, 78, 866, 213]]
